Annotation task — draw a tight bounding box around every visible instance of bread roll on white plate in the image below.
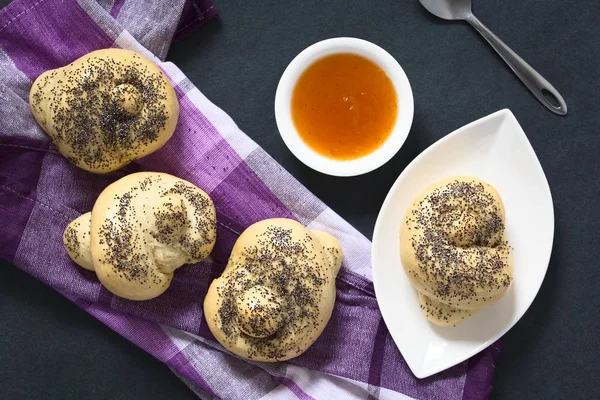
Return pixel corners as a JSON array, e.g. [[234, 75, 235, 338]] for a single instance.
[[400, 176, 513, 326]]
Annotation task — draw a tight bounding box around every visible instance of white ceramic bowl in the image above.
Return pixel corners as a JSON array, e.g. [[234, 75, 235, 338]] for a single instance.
[[372, 109, 554, 378], [274, 37, 414, 177]]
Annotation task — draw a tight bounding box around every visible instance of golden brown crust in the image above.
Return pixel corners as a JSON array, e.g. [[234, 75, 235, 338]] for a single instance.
[[63, 172, 216, 300], [30, 49, 179, 173], [90, 172, 216, 300], [400, 176, 513, 326], [204, 218, 342, 362], [63, 212, 94, 271]]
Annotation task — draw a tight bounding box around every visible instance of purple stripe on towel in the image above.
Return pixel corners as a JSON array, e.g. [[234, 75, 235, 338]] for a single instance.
[[0, 0, 114, 81], [275, 376, 317, 400], [367, 317, 388, 387], [462, 341, 503, 400], [0, 135, 50, 190], [291, 279, 381, 382], [166, 350, 216, 396], [110, 0, 126, 18], [0, 175, 38, 262], [136, 94, 244, 195], [0, 136, 47, 262]]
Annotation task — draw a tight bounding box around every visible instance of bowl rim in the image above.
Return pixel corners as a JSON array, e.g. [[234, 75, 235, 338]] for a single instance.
[[274, 37, 414, 177]]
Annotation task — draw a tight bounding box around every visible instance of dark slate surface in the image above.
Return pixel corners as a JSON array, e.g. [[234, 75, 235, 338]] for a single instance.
[[1, 0, 599, 399]]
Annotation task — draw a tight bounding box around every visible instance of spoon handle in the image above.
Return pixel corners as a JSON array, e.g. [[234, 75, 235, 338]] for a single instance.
[[465, 14, 567, 116]]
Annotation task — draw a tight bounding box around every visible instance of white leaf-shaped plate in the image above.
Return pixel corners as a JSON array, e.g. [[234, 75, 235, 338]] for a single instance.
[[372, 109, 554, 378]]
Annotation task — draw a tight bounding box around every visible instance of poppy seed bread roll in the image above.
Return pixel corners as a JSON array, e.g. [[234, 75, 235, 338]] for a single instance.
[[63, 172, 217, 300], [63, 213, 94, 271], [204, 218, 342, 362], [30, 49, 179, 173], [400, 177, 513, 326]]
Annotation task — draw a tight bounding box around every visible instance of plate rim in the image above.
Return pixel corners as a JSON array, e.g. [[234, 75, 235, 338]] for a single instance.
[[371, 108, 555, 378]]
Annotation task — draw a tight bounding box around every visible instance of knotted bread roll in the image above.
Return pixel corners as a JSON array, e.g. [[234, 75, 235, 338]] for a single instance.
[[400, 177, 513, 326], [204, 218, 342, 361], [63, 172, 216, 300], [30, 49, 179, 173]]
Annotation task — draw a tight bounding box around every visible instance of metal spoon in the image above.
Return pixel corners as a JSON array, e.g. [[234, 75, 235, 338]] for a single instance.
[[419, 0, 567, 115]]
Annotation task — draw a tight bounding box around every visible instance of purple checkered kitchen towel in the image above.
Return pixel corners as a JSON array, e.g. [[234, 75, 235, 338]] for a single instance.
[[0, 0, 502, 399]]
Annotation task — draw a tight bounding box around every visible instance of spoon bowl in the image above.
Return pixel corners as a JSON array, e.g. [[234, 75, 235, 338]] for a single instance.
[[419, 0, 472, 20]]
